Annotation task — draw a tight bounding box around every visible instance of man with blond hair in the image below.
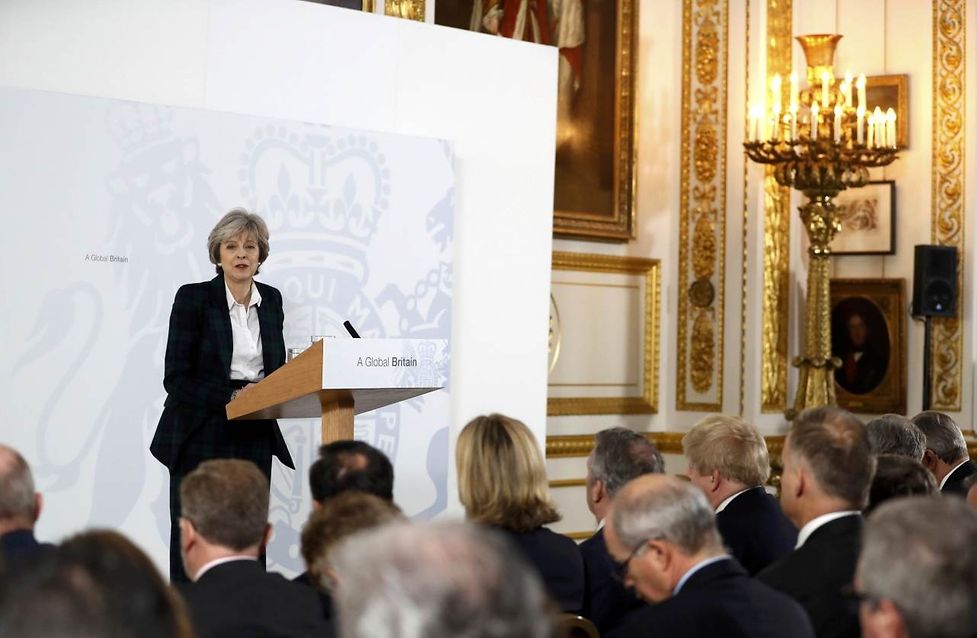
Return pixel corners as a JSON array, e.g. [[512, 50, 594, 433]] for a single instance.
[[0, 445, 54, 571], [683, 415, 796, 574], [603, 475, 814, 638], [178, 459, 328, 638], [758, 407, 875, 638]]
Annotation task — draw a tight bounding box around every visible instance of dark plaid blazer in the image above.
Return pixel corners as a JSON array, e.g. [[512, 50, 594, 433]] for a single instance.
[[150, 275, 293, 471]]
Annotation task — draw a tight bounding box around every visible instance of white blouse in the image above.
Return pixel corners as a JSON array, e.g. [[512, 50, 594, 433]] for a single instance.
[[225, 282, 264, 381]]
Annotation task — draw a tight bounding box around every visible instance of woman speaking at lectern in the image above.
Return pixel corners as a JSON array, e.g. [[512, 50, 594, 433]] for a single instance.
[[150, 208, 294, 582]]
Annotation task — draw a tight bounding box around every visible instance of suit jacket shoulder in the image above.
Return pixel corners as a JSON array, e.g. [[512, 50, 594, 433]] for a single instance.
[[716, 487, 797, 575], [757, 515, 862, 638], [608, 559, 814, 638], [580, 528, 645, 634], [501, 527, 585, 613], [180, 560, 329, 638], [942, 459, 977, 496]]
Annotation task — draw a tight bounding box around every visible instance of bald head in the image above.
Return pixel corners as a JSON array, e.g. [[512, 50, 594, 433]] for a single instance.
[[0, 445, 39, 530], [610, 474, 723, 556]]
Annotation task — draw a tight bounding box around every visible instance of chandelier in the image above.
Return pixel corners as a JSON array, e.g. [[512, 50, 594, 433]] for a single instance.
[[743, 34, 899, 417]]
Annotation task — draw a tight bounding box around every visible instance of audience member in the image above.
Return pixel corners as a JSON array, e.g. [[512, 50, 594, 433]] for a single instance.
[[332, 521, 552, 638], [683, 414, 796, 574], [965, 474, 977, 510], [0, 529, 192, 637], [456, 413, 584, 613], [308, 440, 394, 507], [0, 445, 54, 571], [912, 411, 976, 496], [865, 454, 937, 514], [856, 497, 977, 638], [758, 406, 875, 638], [299, 491, 404, 619], [581, 427, 663, 633], [178, 459, 329, 638], [865, 414, 926, 461], [603, 474, 814, 638]]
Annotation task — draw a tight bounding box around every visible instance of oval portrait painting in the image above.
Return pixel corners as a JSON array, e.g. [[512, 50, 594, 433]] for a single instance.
[[831, 296, 890, 395]]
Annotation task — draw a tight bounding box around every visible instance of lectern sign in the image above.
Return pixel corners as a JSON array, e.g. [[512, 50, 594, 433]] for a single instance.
[[323, 338, 448, 389]]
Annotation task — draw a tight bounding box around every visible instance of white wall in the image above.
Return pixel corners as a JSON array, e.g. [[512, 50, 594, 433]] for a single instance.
[[0, 0, 557, 559]]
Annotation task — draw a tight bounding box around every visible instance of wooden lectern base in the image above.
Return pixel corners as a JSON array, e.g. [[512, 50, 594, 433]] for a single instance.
[[321, 395, 355, 444]]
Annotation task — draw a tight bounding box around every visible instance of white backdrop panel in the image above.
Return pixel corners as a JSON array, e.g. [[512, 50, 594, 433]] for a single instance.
[[0, 86, 454, 576]]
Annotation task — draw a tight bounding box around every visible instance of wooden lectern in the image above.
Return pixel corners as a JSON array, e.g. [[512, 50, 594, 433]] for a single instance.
[[226, 338, 444, 444]]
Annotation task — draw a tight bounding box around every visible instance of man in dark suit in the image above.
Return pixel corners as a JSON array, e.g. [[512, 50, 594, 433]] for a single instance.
[[0, 445, 55, 572], [178, 459, 329, 638], [682, 415, 796, 575], [604, 475, 814, 638], [912, 411, 976, 496], [581, 427, 663, 633], [758, 407, 876, 638]]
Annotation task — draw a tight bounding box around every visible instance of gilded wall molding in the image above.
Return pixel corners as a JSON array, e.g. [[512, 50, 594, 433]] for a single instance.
[[677, 0, 729, 411], [548, 252, 660, 416], [929, 0, 966, 411], [384, 0, 424, 20], [760, 0, 792, 413]]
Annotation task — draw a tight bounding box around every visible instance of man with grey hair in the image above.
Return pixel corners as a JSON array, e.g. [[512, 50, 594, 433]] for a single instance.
[[683, 414, 796, 575], [603, 474, 814, 638], [331, 521, 552, 638], [758, 407, 875, 638], [0, 445, 54, 571], [911, 411, 976, 496], [856, 497, 977, 638], [865, 414, 926, 461], [582, 427, 663, 633]]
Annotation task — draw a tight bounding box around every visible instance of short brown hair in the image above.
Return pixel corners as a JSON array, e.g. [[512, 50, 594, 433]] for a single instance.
[[456, 414, 559, 533], [787, 407, 876, 508], [180, 460, 269, 551], [300, 492, 403, 591], [207, 208, 270, 274], [683, 415, 770, 486]]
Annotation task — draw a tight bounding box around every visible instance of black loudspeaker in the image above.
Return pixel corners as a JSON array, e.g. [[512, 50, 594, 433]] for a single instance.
[[912, 245, 957, 317]]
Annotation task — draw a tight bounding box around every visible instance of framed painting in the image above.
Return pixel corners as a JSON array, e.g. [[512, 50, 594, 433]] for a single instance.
[[866, 74, 909, 149], [830, 180, 895, 255], [436, 1, 638, 240], [830, 279, 907, 414]]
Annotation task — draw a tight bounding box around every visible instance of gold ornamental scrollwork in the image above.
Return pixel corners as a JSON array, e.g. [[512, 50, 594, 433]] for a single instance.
[[384, 0, 424, 21], [930, 0, 966, 411], [677, 0, 728, 411], [759, 0, 792, 412]]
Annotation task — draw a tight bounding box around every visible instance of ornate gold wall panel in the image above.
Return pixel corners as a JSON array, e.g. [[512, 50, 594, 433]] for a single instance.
[[677, 0, 728, 411], [384, 0, 424, 21], [756, 0, 792, 413], [929, 0, 966, 411]]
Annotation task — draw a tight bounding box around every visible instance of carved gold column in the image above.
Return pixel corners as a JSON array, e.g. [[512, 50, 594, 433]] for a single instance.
[[761, 0, 792, 412], [929, 0, 966, 411], [677, 0, 729, 411]]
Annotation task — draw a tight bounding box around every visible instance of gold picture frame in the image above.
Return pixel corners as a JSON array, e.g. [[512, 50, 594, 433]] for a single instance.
[[866, 74, 909, 149], [830, 278, 908, 414], [548, 252, 659, 415], [435, 2, 638, 241]]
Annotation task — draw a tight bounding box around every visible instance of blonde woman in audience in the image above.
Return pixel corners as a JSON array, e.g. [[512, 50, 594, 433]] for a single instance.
[[456, 413, 584, 613]]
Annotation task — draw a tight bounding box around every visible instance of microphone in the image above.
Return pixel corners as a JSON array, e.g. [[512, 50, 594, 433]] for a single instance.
[[343, 321, 361, 338]]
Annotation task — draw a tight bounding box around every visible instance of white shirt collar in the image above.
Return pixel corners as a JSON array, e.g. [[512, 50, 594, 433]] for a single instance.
[[715, 486, 757, 513], [225, 281, 261, 311], [673, 555, 731, 594], [596, 517, 606, 531], [940, 459, 970, 490], [795, 510, 860, 549], [193, 555, 258, 581]]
